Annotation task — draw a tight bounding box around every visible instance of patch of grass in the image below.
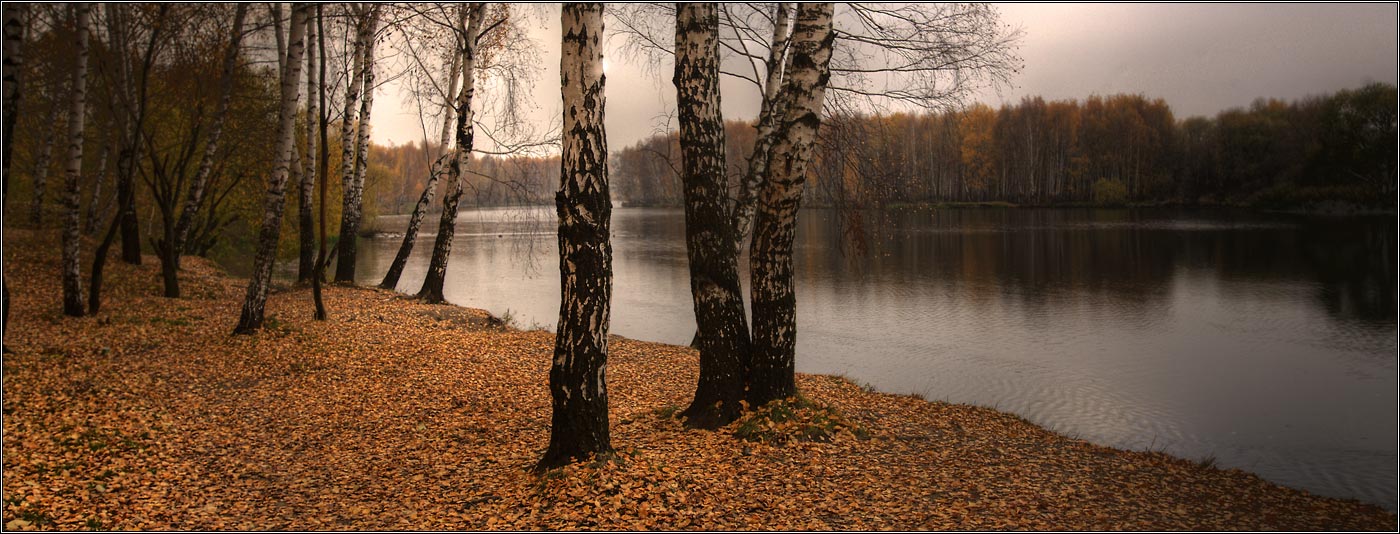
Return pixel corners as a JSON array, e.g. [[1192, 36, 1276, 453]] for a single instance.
[[734, 396, 867, 444], [498, 309, 518, 329], [264, 315, 298, 335], [652, 405, 680, 419], [149, 316, 191, 327], [85, 516, 105, 531], [1197, 454, 1218, 469]]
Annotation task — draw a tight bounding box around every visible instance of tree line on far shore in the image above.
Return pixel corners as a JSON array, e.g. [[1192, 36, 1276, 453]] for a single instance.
[[612, 84, 1398, 211]]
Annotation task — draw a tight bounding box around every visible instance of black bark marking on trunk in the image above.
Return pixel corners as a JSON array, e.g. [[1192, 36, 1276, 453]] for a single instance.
[[234, 4, 308, 334], [747, 3, 835, 408], [297, 8, 318, 284], [539, 2, 614, 471], [4, 3, 26, 343], [60, 3, 90, 317], [416, 5, 483, 304], [674, 3, 752, 429]]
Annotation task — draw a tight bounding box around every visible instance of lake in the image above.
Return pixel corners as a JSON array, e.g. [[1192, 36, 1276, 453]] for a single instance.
[[354, 206, 1397, 509]]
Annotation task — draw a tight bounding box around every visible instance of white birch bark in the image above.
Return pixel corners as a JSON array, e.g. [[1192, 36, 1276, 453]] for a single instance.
[[297, 8, 318, 282], [379, 49, 460, 290], [334, 5, 372, 282], [747, 2, 835, 406], [172, 4, 247, 263], [60, 3, 90, 317], [235, 3, 308, 334], [540, 2, 613, 470], [416, 4, 484, 303]]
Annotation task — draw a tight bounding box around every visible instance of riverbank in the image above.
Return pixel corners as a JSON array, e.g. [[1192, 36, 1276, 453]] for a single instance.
[[2, 228, 1394, 530]]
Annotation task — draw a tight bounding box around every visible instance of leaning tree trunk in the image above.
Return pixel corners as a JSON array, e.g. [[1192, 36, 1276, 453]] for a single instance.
[[674, 3, 751, 429], [416, 5, 483, 304], [89, 4, 165, 312], [334, 7, 375, 283], [234, 3, 307, 334], [747, 2, 835, 408], [312, 4, 330, 319], [379, 50, 460, 290], [60, 3, 90, 317], [172, 3, 246, 267], [28, 104, 60, 226], [296, 8, 317, 284], [4, 3, 27, 343], [731, 2, 793, 252], [539, 2, 613, 471]]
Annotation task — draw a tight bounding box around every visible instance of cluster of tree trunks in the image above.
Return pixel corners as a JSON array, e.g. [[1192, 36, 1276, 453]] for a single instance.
[[416, 5, 484, 304], [5, 2, 1032, 473]]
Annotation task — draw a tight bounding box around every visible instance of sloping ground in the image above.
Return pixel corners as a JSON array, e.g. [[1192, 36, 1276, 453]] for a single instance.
[[2, 228, 1394, 531]]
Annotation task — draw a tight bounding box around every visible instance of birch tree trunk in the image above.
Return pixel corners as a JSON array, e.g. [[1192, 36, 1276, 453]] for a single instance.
[[730, 3, 793, 252], [60, 3, 90, 317], [297, 8, 317, 283], [683, 3, 791, 350], [380, 50, 460, 290], [674, 3, 751, 429], [172, 3, 247, 266], [2, 2, 22, 201], [28, 104, 60, 226], [4, 3, 27, 340], [113, 4, 168, 265], [84, 142, 109, 235], [313, 4, 330, 319], [234, 3, 307, 334], [747, 3, 835, 407], [416, 5, 483, 304], [540, 2, 613, 471], [334, 6, 375, 283]]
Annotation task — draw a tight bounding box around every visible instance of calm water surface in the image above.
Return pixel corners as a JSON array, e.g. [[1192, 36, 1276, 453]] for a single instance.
[[355, 207, 1397, 509]]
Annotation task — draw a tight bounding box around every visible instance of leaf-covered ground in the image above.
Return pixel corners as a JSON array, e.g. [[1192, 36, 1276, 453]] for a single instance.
[[3, 228, 1395, 531]]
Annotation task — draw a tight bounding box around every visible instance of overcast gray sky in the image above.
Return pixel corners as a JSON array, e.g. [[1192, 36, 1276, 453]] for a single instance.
[[370, 3, 1399, 151]]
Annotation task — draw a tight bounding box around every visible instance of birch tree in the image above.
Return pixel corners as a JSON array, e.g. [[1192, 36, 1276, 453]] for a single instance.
[[297, 6, 318, 284], [746, 3, 836, 406], [380, 49, 460, 290], [618, 2, 1019, 415], [4, 3, 27, 339], [673, 3, 752, 428], [540, 2, 613, 470], [2, 3, 22, 202], [334, 5, 379, 283], [27, 105, 59, 226], [170, 4, 248, 268], [234, 3, 308, 334], [416, 4, 485, 304], [313, 4, 330, 319], [59, 3, 90, 316]]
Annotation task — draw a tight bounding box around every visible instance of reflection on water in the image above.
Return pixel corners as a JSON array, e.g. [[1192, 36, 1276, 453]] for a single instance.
[[353, 206, 1397, 509]]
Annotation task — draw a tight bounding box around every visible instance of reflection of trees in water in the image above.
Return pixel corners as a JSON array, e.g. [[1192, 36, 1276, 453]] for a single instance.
[[796, 207, 1397, 326], [1296, 217, 1397, 323]]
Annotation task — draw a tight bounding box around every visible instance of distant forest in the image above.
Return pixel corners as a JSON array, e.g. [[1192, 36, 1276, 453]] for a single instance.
[[360, 83, 1395, 215], [609, 83, 1397, 211]]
